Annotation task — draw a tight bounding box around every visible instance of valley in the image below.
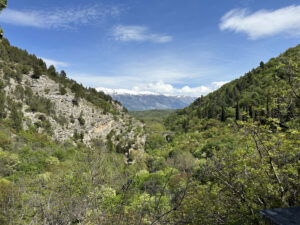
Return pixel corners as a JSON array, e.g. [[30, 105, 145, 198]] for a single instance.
[[0, 0, 299, 224], [0, 38, 299, 224]]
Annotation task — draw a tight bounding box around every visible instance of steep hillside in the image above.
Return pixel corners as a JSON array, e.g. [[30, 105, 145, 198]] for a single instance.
[[0, 38, 145, 152], [166, 45, 300, 131], [151, 44, 300, 224]]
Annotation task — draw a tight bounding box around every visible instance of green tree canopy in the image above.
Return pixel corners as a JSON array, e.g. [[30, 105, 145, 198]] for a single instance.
[[0, 0, 8, 37], [0, 0, 7, 11]]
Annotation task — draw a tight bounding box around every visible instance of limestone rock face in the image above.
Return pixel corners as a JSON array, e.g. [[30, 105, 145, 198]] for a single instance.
[[2, 72, 145, 153]]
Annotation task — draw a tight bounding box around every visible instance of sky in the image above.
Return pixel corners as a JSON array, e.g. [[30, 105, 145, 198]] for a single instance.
[[1, 0, 300, 97]]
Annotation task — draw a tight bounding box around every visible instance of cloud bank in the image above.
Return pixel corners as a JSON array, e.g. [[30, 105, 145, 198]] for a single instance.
[[0, 5, 120, 29], [130, 81, 213, 96], [113, 25, 172, 43], [220, 5, 300, 39], [96, 81, 228, 97]]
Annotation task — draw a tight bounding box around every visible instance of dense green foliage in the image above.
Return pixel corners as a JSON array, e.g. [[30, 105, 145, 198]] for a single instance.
[[0, 0, 7, 11], [158, 45, 300, 224], [130, 44, 300, 224], [0, 0, 7, 36]]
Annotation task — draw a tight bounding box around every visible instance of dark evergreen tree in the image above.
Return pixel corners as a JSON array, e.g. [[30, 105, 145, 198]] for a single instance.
[[221, 106, 226, 122], [0, 90, 5, 119], [0, 0, 7, 39], [260, 61, 265, 69], [32, 65, 42, 79], [266, 95, 270, 117], [60, 70, 67, 81], [48, 65, 58, 78], [249, 105, 253, 118], [235, 101, 240, 121]]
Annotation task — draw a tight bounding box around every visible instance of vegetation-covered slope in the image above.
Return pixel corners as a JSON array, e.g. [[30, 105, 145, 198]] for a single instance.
[[166, 45, 300, 131], [151, 44, 300, 224]]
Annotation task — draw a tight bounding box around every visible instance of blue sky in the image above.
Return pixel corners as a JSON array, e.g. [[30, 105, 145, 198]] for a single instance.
[[1, 0, 300, 96]]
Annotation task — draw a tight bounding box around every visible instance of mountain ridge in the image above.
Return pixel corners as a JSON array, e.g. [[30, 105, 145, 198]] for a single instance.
[[97, 87, 196, 111]]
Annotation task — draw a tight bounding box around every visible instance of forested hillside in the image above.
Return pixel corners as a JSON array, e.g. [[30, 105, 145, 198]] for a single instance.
[[166, 45, 300, 131], [156, 44, 300, 224]]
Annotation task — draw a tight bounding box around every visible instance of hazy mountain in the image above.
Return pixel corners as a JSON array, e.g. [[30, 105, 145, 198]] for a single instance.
[[97, 88, 196, 111]]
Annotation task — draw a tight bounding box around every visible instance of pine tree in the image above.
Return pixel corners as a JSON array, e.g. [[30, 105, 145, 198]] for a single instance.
[[48, 65, 57, 78], [249, 105, 253, 118], [235, 101, 240, 121], [0, 90, 5, 119], [221, 105, 226, 122], [0, 0, 7, 39], [32, 65, 42, 79]]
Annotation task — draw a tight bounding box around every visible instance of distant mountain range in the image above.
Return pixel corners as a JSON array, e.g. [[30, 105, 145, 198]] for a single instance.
[[96, 88, 196, 111]]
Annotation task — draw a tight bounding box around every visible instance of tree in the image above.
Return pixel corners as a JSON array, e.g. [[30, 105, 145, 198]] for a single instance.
[[221, 105, 226, 122], [31, 65, 42, 79], [60, 70, 67, 80], [235, 101, 240, 121], [59, 85, 67, 95], [10, 104, 22, 131], [0, 0, 7, 39], [0, 0, 7, 11], [0, 90, 5, 119], [48, 65, 58, 78], [249, 105, 253, 118], [78, 111, 85, 126]]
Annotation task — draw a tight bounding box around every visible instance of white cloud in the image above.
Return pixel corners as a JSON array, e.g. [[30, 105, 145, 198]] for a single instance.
[[70, 71, 228, 97], [68, 68, 199, 92], [113, 25, 172, 43], [41, 58, 69, 68], [130, 81, 226, 96], [220, 5, 300, 39], [0, 5, 120, 29], [138, 82, 211, 96], [212, 81, 229, 88]]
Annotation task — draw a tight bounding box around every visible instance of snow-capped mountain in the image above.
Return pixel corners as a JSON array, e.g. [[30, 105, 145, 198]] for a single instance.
[[96, 87, 196, 111], [97, 88, 160, 96]]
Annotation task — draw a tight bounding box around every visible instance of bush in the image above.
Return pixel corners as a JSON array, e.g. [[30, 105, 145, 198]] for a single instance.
[[59, 85, 67, 95], [78, 111, 85, 126]]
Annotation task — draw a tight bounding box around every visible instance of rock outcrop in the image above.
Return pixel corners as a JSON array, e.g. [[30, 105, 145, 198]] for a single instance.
[[1, 72, 145, 153]]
